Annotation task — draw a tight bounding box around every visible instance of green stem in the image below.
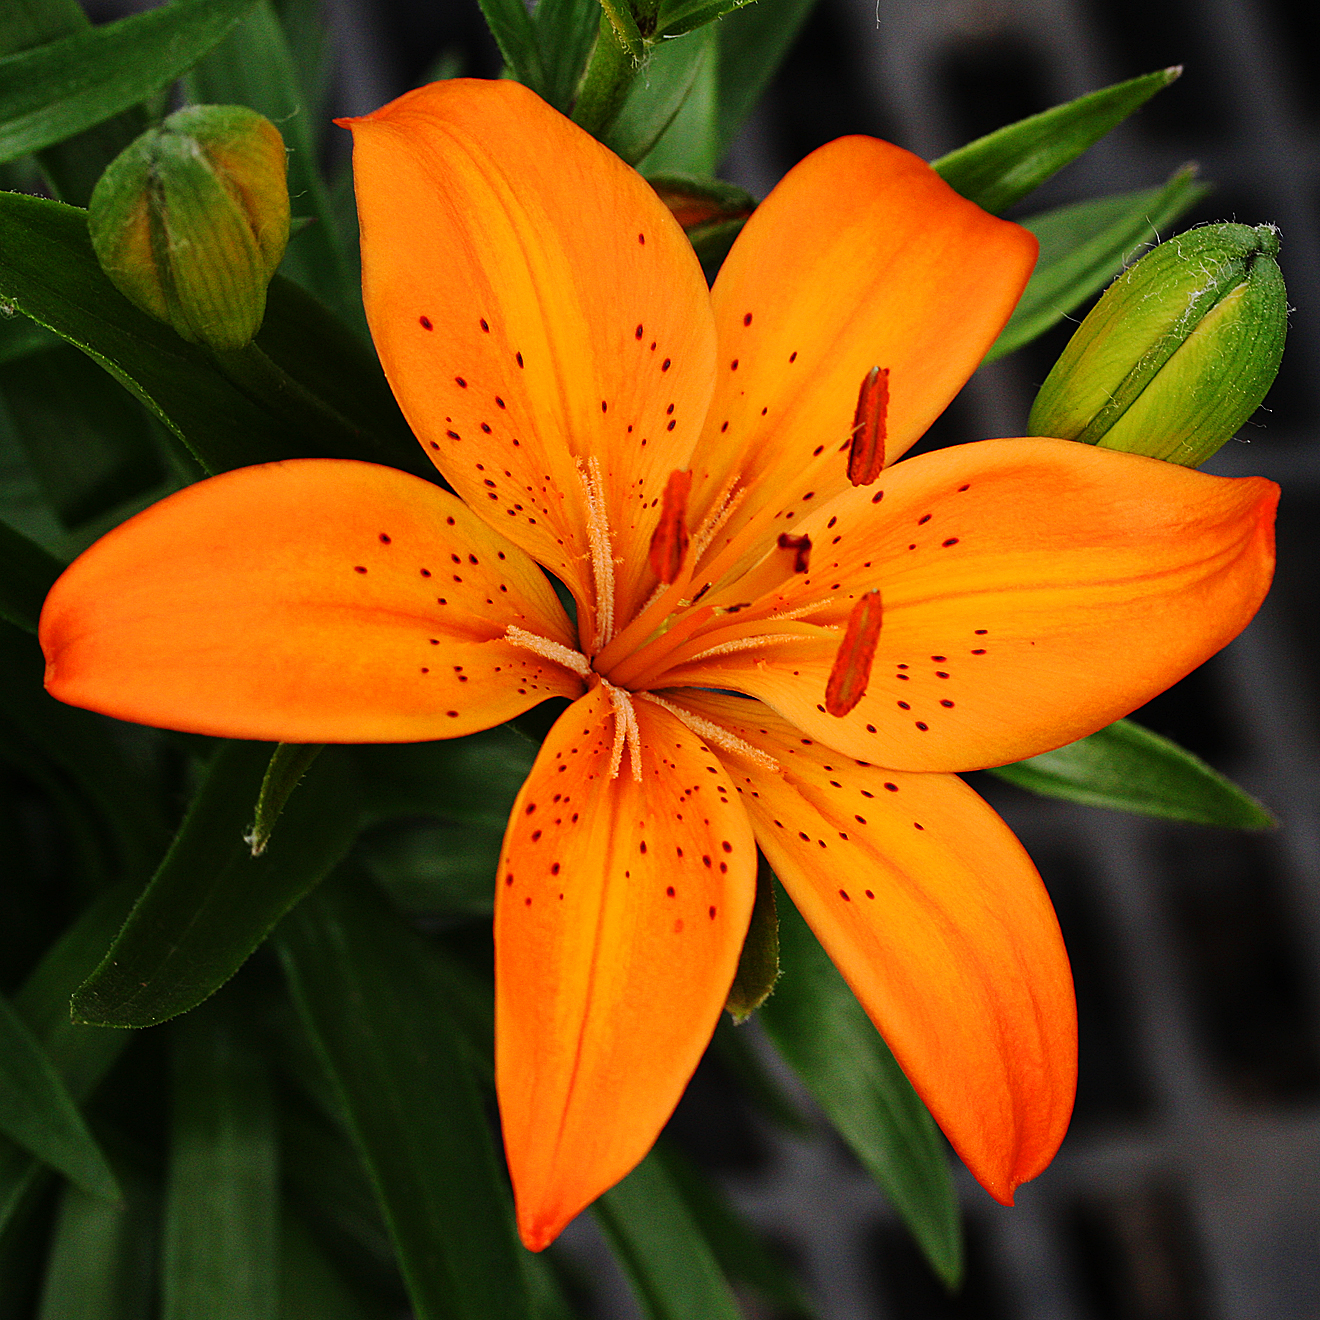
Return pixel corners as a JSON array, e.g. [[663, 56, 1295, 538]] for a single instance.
[[572, 12, 645, 140]]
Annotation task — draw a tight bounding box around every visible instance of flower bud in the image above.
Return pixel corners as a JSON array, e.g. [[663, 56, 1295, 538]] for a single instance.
[[1028, 223, 1287, 466], [89, 105, 290, 353]]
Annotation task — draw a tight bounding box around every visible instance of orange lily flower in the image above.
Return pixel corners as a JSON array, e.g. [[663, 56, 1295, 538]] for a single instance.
[[40, 79, 1277, 1251]]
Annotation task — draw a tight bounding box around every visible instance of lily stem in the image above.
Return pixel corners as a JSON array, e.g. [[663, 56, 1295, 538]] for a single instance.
[[573, 12, 646, 142]]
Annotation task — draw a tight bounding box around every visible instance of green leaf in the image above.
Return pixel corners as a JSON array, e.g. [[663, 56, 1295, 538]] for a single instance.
[[759, 890, 963, 1287], [988, 717, 1274, 828], [185, 1, 358, 321], [932, 67, 1181, 215], [986, 167, 1210, 362], [276, 870, 530, 1320], [593, 1150, 741, 1320], [711, 0, 816, 163], [359, 820, 504, 916], [0, 622, 170, 884], [0, 312, 58, 365], [280, 1208, 386, 1320], [477, 0, 548, 93], [0, 0, 260, 164], [0, 518, 62, 633], [657, 0, 757, 39], [0, 194, 427, 479], [0, 990, 119, 1201], [606, 27, 715, 167], [654, 1142, 813, 1315], [532, 0, 600, 114], [724, 858, 779, 1023], [38, 1165, 157, 1320], [0, 0, 147, 208], [163, 996, 279, 1320], [72, 740, 361, 1029], [0, 882, 141, 1235], [248, 743, 325, 856], [635, 29, 720, 175], [351, 726, 535, 829], [0, 343, 166, 530]]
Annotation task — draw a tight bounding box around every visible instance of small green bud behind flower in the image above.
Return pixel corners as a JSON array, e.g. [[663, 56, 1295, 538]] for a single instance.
[[89, 105, 290, 352], [1029, 223, 1287, 466]]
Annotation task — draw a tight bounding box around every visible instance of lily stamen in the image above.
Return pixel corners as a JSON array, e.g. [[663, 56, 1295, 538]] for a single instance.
[[824, 589, 883, 715], [638, 693, 779, 773], [648, 469, 692, 585], [602, 678, 642, 782], [847, 366, 889, 486], [503, 625, 593, 678], [579, 455, 616, 651]]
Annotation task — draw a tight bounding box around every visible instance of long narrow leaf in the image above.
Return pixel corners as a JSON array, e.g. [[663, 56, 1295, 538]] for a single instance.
[[38, 1160, 157, 1320], [280, 1208, 387, 1320], [0, 991, 118, 1201], [607, 28, 715, 167], [988, 717, 1274, 828], [932, 67, 1180, 215], [593, 1151, 741, 1320], [163, 997, 279, 1320], [0, 622, 169, 885], [477, 0, 548, 93], [0, 883, 140, 1235], [1, 343, 166, 530], [987, 167, 1209, 361], [0, 193, 428, 479], [73, 741, 361, 1029], [0, 0, 259, 163], [759, 892, 963, 1287], [655, 1142, 813, 1316], [276, 871, 530, 1320], [532, 0, 599, 114]]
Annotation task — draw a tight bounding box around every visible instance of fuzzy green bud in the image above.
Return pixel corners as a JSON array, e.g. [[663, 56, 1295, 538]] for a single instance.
[[88, 105, 290, 352], [1029, 222, 1287, 466]]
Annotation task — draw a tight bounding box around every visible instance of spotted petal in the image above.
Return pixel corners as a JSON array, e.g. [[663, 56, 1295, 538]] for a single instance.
[[688, 136, 1037, 575], [495, 684, 757, 1250], [663, 439, 1278, 771], [348, 79, 718, 640], [40, 460, 581, 741], [678, 691, 1075, 1201]]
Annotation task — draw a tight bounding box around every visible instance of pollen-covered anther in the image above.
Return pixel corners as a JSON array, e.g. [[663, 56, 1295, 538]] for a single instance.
[[602, 678, 642, 782], [648, 469, 692, 584], [504, 625, 592, 678], [825, 589, 883, 716], [777, 533, 812, 573], [847, 365, 889, 486]]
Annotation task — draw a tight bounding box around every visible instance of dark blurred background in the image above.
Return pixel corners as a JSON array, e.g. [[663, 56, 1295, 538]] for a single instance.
[[94, 1, 1320, 1315]]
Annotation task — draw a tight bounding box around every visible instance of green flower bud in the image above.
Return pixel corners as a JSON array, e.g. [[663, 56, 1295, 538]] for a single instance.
[[1028, 222, 1287, 466], [89, 105, 290, 353]]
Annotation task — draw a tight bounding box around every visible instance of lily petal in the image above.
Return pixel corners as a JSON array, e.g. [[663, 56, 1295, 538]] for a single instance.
[[677, 691, 1076, 1201], [495, 684, 757, 1249], [664, 439, 1277, 771], [689, 136, 1036, 572], [40, 460, 582, 741], [348, 79, 718, 637]]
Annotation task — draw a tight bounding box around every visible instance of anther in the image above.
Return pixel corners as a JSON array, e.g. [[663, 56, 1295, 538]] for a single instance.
[[847, 366, 889, 486], [648, 469, 692, 584], [825, 590, 883, 716], [777, 532, 812, 573]]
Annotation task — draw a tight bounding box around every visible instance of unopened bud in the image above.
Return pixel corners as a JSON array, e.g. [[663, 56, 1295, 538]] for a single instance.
[[89, 105, 290, 352], [1028, 223, 1287, 466]]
